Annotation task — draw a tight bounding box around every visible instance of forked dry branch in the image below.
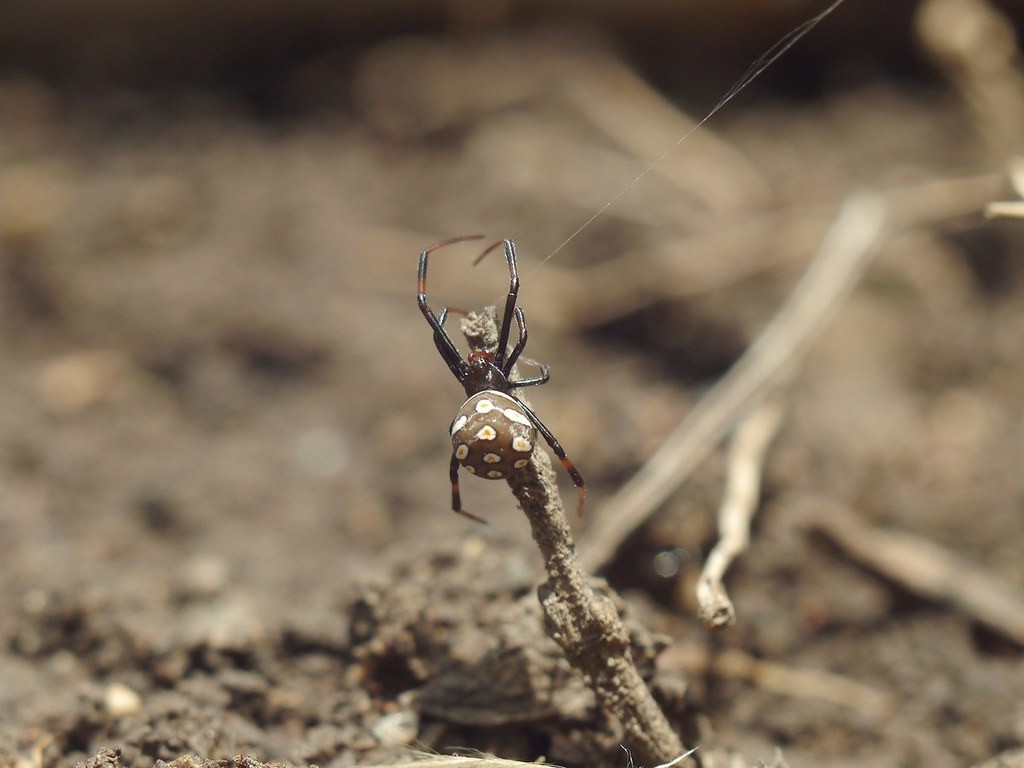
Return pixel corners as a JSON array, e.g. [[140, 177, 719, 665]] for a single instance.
[[579, 193, 888, 574]]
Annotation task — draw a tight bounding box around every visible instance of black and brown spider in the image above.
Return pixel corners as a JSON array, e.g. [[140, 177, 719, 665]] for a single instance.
[[417, 235, 585, 522]]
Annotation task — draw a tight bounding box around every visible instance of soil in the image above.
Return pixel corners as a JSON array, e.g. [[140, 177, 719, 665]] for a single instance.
[[2, 4, 1024, 768]]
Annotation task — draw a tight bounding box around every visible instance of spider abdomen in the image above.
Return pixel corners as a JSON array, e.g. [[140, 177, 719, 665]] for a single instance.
[[450, 390, 536, 480]]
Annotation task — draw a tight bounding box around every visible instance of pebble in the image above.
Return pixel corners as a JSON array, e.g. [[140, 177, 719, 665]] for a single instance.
[[370, 710, 418, 745], [104, 682, 142, 717]]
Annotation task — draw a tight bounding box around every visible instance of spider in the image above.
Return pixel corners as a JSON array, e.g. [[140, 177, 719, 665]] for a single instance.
[[417, 235, 585, 522]]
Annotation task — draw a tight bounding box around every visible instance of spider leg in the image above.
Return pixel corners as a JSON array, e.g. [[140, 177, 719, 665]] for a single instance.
[[470, 238, 524, 371], [433, 307, 474, 373], [503, 308, 550, 386], [430, 308, 466, 379], [450, 453, 488, 524], [418, 237, 484, 381], [510, 354, 551, 388], [494, 239, 520, 370], [514, 396, 586, 517], [503, 307, 529, 374]]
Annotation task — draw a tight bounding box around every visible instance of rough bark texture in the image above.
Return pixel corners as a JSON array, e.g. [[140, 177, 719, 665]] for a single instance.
[[461, 307, 687, 768]]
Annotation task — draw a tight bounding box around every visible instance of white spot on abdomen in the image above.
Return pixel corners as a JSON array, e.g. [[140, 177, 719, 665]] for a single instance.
[[503, 408, 531, 426]]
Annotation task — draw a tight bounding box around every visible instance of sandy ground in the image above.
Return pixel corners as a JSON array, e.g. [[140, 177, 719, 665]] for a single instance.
[[2, 2, 1024, 767]]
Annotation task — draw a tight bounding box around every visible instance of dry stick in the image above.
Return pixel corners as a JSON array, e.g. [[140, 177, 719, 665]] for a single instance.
[[970, 747, 1024, 768], [661, 643, 893, 717], [528, 174, 1001, 332], [579, 194, 888, 573], [916, 0, 1024, 157], [357, 758, 543, 768], [460, 308, 688, 768], [712, 648, 892, 716], [985, 200, 1024, 218], [801, 498, 1024, 647], [696, 397, 785, 629], [365, 749, 698, 768], [985, 156, 1024, 219]]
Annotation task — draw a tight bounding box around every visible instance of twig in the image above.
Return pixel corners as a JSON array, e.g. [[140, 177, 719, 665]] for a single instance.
[[363, 174, 999, 328], [711, 645, 895, 717], [660, 643, 894, 718], [531, 172, 999, 330], [985, 156, 1024, 219], [915, 0, 1024, 157], [356, 757, 558, 768], [622, 746, 700, 768], [800, 498, 1024, 647], [460, 308, 688, 768], [696, 397, 785, 629], [985, 200, 1024, 219], [356, 747, 700, 768], [580, 193, 888, 573], [970, 748, 1024, 768]]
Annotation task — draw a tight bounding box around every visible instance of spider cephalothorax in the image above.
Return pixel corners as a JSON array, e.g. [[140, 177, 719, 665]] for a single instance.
[[417, 236, 585, 522]]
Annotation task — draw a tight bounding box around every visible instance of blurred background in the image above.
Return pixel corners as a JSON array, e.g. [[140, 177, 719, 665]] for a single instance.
[[2, 1, 1024, 766]]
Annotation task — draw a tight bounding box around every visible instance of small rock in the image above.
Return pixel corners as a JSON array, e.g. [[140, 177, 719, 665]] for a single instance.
[[371, 710, 419, 746], [104, 683, 142, 717]]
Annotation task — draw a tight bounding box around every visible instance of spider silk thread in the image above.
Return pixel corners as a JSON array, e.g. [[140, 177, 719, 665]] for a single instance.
[[518, 0, 850, 283]]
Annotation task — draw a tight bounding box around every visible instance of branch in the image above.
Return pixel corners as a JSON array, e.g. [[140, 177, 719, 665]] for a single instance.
[[580, 193, 887, 573], [460, 307, 688, 768], [696, 397, 784, 629], [800, 498, 1024, 647]]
